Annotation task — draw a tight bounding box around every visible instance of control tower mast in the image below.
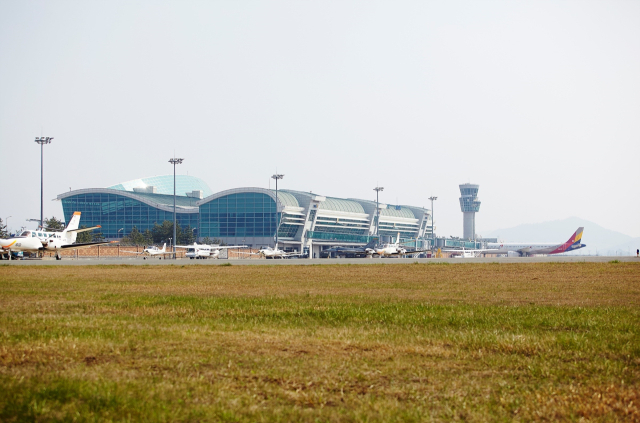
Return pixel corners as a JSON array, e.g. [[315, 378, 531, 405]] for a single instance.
[[459, 183, 481, 240]]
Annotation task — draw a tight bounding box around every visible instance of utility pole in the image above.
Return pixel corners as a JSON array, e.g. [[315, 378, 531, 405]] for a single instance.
[[373, 186, 384, 236], [35, 137, 53, 229], [271, 173, 284, 249], [429, 196, 437, 251], [169, 157, 184, 259]]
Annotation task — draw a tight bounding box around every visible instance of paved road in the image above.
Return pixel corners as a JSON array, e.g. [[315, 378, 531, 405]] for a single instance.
[[2, 256, 638, 266]]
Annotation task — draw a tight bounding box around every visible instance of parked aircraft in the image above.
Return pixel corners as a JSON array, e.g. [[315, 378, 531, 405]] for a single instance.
[[0, 212, 113, 260], [122, 243, 174, 259], [321, 239, 379, 258], [365, 233, 427, 257], [483, 227, 586, 256], [441, 247, 478, 258], [175, 242, 248, 259], [241, 246, 306, 259]]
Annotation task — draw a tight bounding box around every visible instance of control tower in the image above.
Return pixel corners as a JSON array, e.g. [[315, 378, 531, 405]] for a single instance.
[[459, 183, 481, 240]]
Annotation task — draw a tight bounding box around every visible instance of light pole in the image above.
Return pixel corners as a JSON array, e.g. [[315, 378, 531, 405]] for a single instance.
[[35, 137, 53, 229], [169, 157, 184, 259], [4, 216, 11, 235], [118, 228, 124, 239], [271, 173, 284, 249], [373, 186, 384, 236], [428, 196, 437, 250]]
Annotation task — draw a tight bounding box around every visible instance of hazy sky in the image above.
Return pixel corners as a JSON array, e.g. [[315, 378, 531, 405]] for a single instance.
[[1, 1, 639, 238]]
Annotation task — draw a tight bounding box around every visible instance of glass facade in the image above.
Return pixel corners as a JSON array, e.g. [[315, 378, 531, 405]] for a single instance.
[[307, 231, 376, 243], [57, 184, 436, 247], [313, 216, 369, 235], [199, 192, 278, 239], [61, 193, 198, 239]]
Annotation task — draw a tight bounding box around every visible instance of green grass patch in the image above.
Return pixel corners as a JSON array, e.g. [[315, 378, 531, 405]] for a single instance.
[[0, 263, 638, 421]]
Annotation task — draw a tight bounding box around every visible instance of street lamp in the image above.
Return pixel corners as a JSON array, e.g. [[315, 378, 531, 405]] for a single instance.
[[4, 216, 11, 235], [271, 173, 284, 249], [118, 228, 124, 239], [169, 157, 184, 259], [428, 196, 437, 249], [373, 186, 384, 236], [35, 136, 53, 229]]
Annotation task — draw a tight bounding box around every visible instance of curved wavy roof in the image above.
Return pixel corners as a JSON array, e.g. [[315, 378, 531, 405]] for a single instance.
[[108, 175, 213, 197], [319, 197, 365, 213], [380, 206, 416, 219], [271, 190, 300, 208], [282, 190, 365, 214], [57, 188, 199, 213]]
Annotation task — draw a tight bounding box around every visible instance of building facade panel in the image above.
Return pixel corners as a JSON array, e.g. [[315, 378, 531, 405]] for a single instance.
[[60, 191, 198, 239], [199, 192, 277, 239]]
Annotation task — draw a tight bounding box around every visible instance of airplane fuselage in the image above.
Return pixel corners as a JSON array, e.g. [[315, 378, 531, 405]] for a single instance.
[[1, 230, 66, 253], [486, 242, 586, 256]]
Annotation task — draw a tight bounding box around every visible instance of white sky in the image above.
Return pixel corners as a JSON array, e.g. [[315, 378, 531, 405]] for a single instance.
[[1, 1, 639, 237]]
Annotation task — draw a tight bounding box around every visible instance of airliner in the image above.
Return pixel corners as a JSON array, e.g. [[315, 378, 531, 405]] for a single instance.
[[484, 227, 586, 256]]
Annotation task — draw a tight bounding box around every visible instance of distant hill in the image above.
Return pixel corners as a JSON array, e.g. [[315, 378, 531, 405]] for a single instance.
[[481, 217, 639, 256]]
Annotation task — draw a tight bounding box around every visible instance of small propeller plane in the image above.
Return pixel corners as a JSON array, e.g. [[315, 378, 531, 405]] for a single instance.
[[240, 246, 306, 259], [122, 243, 175, 259], [365, 233, 427, 257], [0, 212, 115, 260], [175, 242, 248, 259]]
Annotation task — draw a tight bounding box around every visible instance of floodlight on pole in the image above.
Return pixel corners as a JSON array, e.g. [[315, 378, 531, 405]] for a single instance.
[[35, 136, 53, 229], [169, 157, 184, 259], [271, 173, 284, 248], [428, 196, 437, 249], [373, 186, 384, 236]]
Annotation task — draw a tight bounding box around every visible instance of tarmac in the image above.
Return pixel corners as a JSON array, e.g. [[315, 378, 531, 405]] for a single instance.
[[2, 256, 638, 266]]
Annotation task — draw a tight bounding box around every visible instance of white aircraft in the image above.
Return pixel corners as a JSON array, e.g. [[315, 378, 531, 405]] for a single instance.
[[483, 227, 586, 257], [122, 243, 175, 259], [175, 242, 248, 259], [441, 247, 478, 258], [0, 212, 114, 260], [241, 246, 306, 259], [365, 233, 426, 257]]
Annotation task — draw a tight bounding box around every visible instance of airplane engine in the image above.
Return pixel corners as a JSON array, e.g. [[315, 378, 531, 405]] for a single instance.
[[45, 239, 64, 251]]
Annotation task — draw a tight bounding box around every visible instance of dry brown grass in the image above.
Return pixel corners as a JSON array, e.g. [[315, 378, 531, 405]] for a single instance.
[[0, 262, 639, 422]]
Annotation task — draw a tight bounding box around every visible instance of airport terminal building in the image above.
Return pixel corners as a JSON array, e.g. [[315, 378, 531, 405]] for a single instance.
[[57, 175, 435, 257]]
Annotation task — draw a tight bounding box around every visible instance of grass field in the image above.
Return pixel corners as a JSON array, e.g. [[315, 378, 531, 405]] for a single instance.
[[0, 262, 639, 422]]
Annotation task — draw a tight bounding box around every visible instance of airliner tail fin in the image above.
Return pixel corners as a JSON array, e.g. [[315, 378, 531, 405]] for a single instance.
[[569, 227, 584, 245]]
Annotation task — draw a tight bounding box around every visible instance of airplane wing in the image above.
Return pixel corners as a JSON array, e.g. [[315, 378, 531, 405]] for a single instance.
[[58, 240, 118, 249], [212, 245, 248, 249], [237, 251, 260, 255], [65, 225, 102, 233], [385, 249, 428, 256], [282, 252, 307, 257]]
